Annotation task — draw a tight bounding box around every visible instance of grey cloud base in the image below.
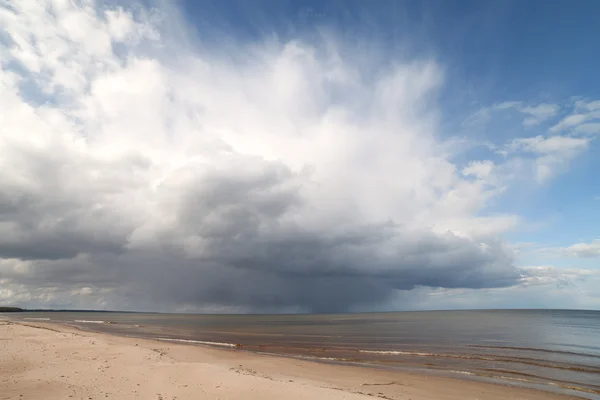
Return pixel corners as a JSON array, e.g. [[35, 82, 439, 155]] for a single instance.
[[0, 152, 521, 312], [0, 0, 527, 312]]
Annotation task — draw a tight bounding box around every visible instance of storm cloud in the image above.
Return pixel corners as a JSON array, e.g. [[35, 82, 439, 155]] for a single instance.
[[0, 0, 527, 312]]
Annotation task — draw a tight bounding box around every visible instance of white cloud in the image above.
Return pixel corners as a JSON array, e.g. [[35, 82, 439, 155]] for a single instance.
[[462, 160, 495, 179], [467, 99, 600, 137], [550, 99, 600, 134], [575, 99, 600, 112], [550, 114, 589, 132], [462, 107, 492, 127], [466, 99, 597, 184], [560, 240, 600, 258], [574, 122, 600, 135], [509, 135, 588, 154], [507, 135, 589, 182], [493, 101, 560, 126], [380, 266, 600, 311], [494, 101, 522, 110], [0, 0, 592, 312], [520, 104, 560, 126], [519, 266, 589, 286]]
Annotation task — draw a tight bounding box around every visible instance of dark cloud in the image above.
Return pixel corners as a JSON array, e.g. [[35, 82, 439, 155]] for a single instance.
[[0, 154, 521, 312], [0, 0, 526, 312]]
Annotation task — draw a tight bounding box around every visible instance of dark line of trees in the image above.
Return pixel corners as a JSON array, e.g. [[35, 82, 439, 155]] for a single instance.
[[0, 307, 24, 312]]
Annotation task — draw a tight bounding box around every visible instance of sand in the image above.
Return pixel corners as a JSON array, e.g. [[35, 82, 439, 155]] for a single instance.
[[0, 319, 581, 400]]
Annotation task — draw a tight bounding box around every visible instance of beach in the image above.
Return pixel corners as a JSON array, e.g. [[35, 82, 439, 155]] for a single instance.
[[0, 320, 581, 400]]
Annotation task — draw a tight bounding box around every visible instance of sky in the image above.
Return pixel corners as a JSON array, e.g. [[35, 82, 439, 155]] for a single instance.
[[0, 0, 599, 313]]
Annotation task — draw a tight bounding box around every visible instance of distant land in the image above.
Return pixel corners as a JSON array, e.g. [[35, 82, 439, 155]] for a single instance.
[[1, 307, 597, 315], [0, 307, 24, 312], [0, 307, 145, 313]]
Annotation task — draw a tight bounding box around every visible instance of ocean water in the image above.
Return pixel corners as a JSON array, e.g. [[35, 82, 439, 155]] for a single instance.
[[5, 309, 600, 398]]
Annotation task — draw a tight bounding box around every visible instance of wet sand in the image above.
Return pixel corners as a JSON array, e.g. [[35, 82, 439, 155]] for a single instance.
[[0, 320, 582, 400]]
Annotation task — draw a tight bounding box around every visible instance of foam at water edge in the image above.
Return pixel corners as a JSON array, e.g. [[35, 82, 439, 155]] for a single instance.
[[447, 370, 475, 376], [359, 350, 437, 356], [74, 320, 106, 324], [155, 337, 237, 348]]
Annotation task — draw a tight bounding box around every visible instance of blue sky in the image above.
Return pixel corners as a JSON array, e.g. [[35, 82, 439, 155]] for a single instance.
[[0, 0, 598, 312], [176, 0, 600, 263], [178, 0, 600, 94], [177, 0, 600, 244]]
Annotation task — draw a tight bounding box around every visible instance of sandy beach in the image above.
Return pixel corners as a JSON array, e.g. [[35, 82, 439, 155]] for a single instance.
[[0, 320, 583, 400]]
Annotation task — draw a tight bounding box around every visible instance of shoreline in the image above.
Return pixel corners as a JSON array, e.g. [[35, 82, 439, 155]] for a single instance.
[[22, 317, 600, 398], [0, 319, 588, 400]]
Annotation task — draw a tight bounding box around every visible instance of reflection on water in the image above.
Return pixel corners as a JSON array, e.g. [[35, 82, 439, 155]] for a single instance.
[[7, 309, 600, 399]]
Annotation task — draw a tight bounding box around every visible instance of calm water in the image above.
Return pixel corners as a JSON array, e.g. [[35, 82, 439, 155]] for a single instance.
[[5, 309, 600, 398]]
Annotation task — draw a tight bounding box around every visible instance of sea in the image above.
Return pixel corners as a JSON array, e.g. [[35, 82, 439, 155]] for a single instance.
[[4, 309, 600, 399]]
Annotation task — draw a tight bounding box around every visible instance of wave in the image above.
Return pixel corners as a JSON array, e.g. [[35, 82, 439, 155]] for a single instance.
[[74, 320, 108, 324], [358, 350, 600, 374], [359, 350, 437, 356], [24, 317, 51, 321], [290, 354, 354, 362], [477, 369, 600, 395], [274, 351, 600, 395], [469, 345, 600, 360], [155, 337, 238, 348], [446, 370, 476, 376], [343, 353, 600, 396]]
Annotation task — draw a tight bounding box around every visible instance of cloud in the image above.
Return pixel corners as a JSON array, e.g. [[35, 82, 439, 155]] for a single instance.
[[550, 99, 600, 134], [559, 240, 600, 258], [466, 99, 600, 137], [574, 122, 600, 135], [495, 101, 560, 126], [462, 160, 495, 179], [378, 266, 600, 311], [492, 101, 560, 127], [506, 135, 589, 182], [463, 99, 594, 184], [508, 135, 588, 154], [519, 104, 561, 127], [0, 0, 580, 312]]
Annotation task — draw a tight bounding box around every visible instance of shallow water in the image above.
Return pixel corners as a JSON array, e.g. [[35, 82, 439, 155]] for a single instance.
[[6, 309, 600, 398]]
